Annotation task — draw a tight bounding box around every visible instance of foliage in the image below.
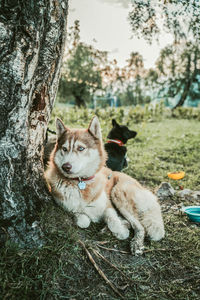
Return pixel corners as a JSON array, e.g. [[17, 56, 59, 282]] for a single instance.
[[58, 26, 153, 108], [57, 21, 106, 107], [49, 103, 200, 134], [56, 2, 200, 109], [129, 1, 200, 107], [157, 42, 200, 106], [142, 41, 200, 108], [1, 107, 200, 299], [49, 102, 167, 134], [171, 106, 200, 120], [102, 52, 151, 106], [122, 52, 147, 105], [129, 0, 200, 43]]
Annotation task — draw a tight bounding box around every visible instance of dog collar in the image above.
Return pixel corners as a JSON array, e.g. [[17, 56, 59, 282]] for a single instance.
[[107, 139, 124, 146], [70, 175, 95, 182], [70, 175, 95, 190]]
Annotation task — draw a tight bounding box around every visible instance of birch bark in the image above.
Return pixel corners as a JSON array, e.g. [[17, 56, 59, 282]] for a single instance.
[[0, 0, 68, 247]]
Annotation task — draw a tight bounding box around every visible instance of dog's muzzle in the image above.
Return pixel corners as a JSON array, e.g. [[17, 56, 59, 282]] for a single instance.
[[62, 163, 72, 173]]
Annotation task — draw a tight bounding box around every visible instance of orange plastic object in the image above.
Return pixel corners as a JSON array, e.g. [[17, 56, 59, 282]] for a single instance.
[[167, 171, 185, 180]]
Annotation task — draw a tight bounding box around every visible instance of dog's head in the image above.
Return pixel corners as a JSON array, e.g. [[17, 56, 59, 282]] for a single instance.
[[107, 119, 137, 144], [52, 116, 106, 178]]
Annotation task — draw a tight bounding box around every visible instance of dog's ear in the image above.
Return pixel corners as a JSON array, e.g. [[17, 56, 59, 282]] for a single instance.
[[88, 116, 102, 140], [55, 118, 67, 138], [112, 119, 119, 128]]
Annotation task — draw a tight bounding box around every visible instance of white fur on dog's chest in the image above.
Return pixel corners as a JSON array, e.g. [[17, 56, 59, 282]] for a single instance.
[[60, 184, 82, 212], [56, 183, 107, 222]]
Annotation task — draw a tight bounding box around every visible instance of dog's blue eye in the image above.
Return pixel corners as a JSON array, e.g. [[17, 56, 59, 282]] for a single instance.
[[78, 146, 85, 151], [62, 147, 67, 152]]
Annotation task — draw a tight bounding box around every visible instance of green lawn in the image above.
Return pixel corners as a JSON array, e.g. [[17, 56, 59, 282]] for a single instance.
[[126, 118, 200, 190], [1, 107, 200, 300]]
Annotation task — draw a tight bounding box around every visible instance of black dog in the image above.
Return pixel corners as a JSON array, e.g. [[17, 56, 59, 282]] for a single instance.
[[104, 119, 137, 171]]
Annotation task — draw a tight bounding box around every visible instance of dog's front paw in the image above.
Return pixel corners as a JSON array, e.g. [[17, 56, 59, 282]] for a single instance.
[[114, 226, 129, 240], [76, 214, 91, 228]]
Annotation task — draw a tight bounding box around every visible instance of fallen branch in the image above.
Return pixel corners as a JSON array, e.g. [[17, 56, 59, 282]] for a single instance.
[[78, 240, 125, 299], [143, 247, 182, 253], [97, 244, 129, 254], [95, 241, 109, 245], [92, 248, 130, 282]]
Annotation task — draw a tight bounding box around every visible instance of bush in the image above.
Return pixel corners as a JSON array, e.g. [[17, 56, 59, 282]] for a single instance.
[[172, 106, 200, 120], [49, 101, 167, 130]]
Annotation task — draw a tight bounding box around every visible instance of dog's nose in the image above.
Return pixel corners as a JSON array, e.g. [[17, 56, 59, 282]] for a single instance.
[[62, 163, 72, 172]]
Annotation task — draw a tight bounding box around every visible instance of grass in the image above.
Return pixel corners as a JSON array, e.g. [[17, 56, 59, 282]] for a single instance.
[[127, 118, 200, 190], [1, 107, 200, 299]]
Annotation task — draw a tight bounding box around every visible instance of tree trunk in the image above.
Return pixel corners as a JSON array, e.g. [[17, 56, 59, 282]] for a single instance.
[[173, 51, 197, 109], [74, 94, 86, 107], [0, 0, 68, 248], [173, 79, 192, 109]]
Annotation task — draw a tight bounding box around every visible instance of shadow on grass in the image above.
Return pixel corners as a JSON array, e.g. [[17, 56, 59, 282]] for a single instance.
[[1, 197, 200, 300]]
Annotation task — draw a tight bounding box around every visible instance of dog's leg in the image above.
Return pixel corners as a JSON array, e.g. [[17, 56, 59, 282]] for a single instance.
[[104, 207, 129, 240], [111, 185, 145, 255], [120, 208, 145, 255], [141, 207, 165, 241], [75, 213, 91, 228], [133, 189, 165, 242]]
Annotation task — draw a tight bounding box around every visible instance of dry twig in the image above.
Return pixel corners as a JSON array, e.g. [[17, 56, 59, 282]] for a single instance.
[[97, 244, 129, 254], [91, 248, 130, 281], [78, 240, 125, 299], [143, 247, 182, 253]]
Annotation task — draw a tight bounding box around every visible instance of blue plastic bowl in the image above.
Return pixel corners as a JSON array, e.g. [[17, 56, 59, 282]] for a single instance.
[[184, 206, 200, 222]]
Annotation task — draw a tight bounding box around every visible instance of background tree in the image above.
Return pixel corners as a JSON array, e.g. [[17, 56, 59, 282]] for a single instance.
[[100, 52, 148, 106], [144, 68, 159, 101], [0, 0, 68, 247], [58, 21, 106, 107], [129, 0, 200, 107], [156, 42, 200, 108], [129, 0, 200, 43], [113, 52, 150, 106], [126, 52, 146, 105]]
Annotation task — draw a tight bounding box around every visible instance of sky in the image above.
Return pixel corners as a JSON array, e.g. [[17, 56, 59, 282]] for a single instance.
[[68, 0, 173, 68]]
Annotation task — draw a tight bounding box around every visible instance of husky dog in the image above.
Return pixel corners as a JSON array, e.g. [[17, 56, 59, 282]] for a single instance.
[[105, 119, 137, 171], [45, 116, 165, 255]]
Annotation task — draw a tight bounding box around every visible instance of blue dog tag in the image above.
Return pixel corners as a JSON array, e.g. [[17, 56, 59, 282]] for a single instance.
[[78, 181, 86, 190]]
